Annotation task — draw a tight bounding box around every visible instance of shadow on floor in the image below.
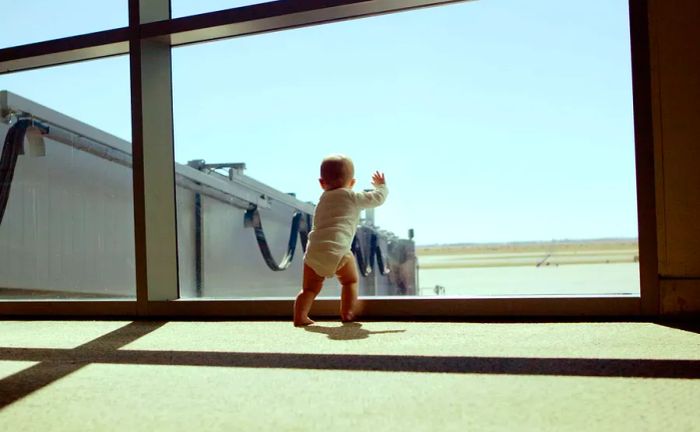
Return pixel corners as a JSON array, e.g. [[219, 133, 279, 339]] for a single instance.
[[655, 320, 700, 335], [0, 321, 166, 410], [303, 322, 407, 340]]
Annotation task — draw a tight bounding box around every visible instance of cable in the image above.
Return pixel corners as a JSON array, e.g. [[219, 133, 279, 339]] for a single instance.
[[352, 234, 372, 277], [370, 233, 391, 276], [244, 205, 311, 271], [353, 230, 391, 277], [0, 119, 48, 227]]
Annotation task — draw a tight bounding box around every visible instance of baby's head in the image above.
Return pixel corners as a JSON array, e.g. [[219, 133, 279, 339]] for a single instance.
[[319, 154, 356, 190]]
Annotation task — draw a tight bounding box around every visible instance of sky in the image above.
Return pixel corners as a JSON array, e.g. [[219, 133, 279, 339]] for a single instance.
[[0, 0, 638, 245]]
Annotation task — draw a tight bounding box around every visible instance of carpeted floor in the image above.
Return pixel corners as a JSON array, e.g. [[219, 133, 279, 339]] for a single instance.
[[0, 320, 699, 431]]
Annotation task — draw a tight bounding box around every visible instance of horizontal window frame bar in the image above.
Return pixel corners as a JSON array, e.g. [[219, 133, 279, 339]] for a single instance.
[[0, 29, 130, 74], [0, 300, 138, 317], [0, 296, 640, 318], [147, 0, 470, 46], [0, 0, 469, 73]]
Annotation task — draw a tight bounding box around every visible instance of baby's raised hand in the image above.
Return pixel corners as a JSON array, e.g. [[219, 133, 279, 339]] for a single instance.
[[371, 171, 386, 186]]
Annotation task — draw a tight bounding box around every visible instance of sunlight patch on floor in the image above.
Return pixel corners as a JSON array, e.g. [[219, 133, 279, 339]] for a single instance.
[[0, 321, 132, 349], [0, 363, 698, 432], [0, 360, 38, 380], [120, 321, 700, 360]]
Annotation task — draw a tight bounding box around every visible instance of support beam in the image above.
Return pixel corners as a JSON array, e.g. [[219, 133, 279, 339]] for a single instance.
[[144, 0, 471, 46], [130, 0, 179, 303], [1, 1, 471, 76], [629, 0, 660, 315], [0, 30, 129, 74]]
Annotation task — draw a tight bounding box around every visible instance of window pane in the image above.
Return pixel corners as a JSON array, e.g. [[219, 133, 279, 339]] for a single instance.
[[173, 0, 638, 298], [0, 0, 127, 48], [0, 57, 135, 299]]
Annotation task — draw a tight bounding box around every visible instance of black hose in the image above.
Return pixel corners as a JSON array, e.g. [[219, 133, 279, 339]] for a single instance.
[[353, 231, 391, 277], [352, 235, 371, 277], [245, 205, 311, 271], [0, 119, 47, 227], [370, 233, 391, 276], [245, 205, 389, 277]]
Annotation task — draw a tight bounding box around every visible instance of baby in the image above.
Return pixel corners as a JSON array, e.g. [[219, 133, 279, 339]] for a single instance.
[[294, 154, 388, 326]]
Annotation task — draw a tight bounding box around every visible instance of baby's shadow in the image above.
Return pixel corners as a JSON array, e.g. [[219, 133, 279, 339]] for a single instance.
[[304, 322, 406, 340]]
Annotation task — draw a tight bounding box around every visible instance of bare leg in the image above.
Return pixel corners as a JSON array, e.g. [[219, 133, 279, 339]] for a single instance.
[[294, 290, 317, 326], [336, 254, 359, 322], [294, 264, 323, 326]]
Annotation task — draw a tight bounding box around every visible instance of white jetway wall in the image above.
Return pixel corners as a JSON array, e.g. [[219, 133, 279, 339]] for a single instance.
[[176, 192, 322, 298], [0, 91, 413, 299], [0, 120, 136, 297], [0, 128, 311, 298]]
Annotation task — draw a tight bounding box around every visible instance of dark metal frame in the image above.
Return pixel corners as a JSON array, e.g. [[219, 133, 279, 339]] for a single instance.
[[628, 0, 659, 316], [0, 0, 657, 318]]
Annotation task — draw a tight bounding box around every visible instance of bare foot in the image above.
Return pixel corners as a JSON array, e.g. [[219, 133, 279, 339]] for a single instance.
[[341, 299, 364, 322], [340, 311, 355, 323], [294, 317, 315, 327]]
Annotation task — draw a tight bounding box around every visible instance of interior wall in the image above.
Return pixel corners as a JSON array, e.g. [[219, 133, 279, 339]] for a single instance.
[[648, 0, 700, 314]]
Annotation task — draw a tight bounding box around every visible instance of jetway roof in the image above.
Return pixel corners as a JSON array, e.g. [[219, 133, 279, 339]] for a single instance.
[[1, 90, 315, 213]]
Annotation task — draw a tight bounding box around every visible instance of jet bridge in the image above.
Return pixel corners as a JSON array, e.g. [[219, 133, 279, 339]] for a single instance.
[[0, 91, 417, 299]]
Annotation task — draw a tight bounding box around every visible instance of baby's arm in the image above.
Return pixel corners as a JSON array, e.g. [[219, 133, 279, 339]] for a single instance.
[[355, 171, 388, 209]]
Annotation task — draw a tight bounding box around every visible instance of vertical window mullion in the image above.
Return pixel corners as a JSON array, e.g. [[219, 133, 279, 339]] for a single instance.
[[130, 0, 179, 306]]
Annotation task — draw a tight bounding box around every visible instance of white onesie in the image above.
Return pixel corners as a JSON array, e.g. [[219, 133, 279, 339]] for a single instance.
[[304, 184, 388, 277]]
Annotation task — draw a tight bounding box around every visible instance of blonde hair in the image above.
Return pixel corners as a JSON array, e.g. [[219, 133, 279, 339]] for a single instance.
[[320, 154, 354, 190]]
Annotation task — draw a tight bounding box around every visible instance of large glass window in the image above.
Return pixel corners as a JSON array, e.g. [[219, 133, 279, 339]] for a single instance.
[[0, 0, 127, 48], [0, 57, 135, 299], [172, 0, 638, 299]]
